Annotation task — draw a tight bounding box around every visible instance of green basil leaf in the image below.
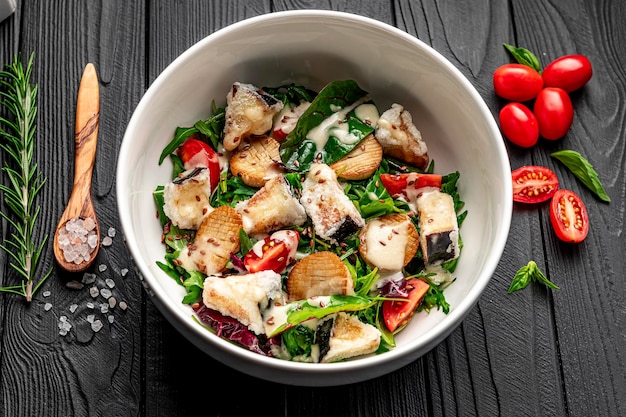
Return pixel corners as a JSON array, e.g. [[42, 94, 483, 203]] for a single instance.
[[503, 43, 542, 73], [508, 261, 559, 294], [551, 149, 611, 202], [279, 80, 374, 171]]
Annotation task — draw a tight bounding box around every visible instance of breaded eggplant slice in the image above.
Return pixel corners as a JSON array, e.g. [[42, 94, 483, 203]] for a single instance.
[[162, 167, 213, 230], [229, 136, 283, 187], [375, 103, 429, 171], [300, 163, 365, 244], [287, 251, 355, 301], [202, 270, 284, 335], [235, 174, 307, 236], [358, 213, 419, 272], [189, 205, 243, 275], [416, 189, 459, 265], [316, 312, 381, 363], [223, 82, 284, 151], [329, 134, 383, 180]]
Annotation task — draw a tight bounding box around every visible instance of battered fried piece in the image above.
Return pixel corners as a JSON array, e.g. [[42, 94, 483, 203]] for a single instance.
[[287, 251, 355, 301], [190, 206, 243, 274], [223, 82, 284, 151], [229, 136, 283, 187], [329, 134, 383, 180], [375, 103, 429, 171]]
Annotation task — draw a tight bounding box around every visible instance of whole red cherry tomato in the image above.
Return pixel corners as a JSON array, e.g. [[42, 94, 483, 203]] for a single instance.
[[499, 102, 539, 148], [533, 87, 574, 140], [542, 54, 592, 92], [550, 189, 589, 243], [511, 165, 559, 203], [493, 63, 543, 102]]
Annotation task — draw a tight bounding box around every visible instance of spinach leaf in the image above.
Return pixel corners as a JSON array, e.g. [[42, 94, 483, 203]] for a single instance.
[[279, 80, 375, 171], [551, 149, 610, 202]]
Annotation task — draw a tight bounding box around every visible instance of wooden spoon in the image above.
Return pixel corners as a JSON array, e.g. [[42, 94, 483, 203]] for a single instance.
[[53, 63, 101, 273]]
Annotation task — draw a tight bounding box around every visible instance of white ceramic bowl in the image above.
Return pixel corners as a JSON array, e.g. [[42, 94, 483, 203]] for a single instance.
[[117, 10, 512, 386]]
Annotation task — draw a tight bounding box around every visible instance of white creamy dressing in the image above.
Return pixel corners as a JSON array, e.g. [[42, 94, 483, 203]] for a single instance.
[[176, 248, 198, 272], [251, 230, 299, 260], [306, 96, 372, 151], [376, 116, 408, 142], [354, 103, 379, 127], [424, 264, 454, 284], [374, 270, 405, 291], [364, 218, 409, 271], [307, 295, 332, 308]]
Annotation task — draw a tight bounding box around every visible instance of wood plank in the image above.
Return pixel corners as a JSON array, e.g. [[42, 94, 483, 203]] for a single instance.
[[510, 1, 626, 416], [0, 1, 145, 415]]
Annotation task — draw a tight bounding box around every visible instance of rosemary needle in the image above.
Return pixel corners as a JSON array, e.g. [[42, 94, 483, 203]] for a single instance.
[[0, 52, 51, 301]]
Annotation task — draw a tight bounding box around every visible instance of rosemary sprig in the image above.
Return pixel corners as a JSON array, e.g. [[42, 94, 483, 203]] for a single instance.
[[0, 52, 51, 301]]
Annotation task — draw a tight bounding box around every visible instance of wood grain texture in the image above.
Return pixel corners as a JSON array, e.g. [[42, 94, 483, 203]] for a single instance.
[[0, 0, 624, 416]]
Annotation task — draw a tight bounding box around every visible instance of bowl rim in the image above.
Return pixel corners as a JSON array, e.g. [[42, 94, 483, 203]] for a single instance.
[[117, 9, 512, 384]]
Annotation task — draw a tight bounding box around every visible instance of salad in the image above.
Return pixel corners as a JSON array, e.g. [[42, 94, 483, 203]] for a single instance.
[[153, 80, 466, 363]]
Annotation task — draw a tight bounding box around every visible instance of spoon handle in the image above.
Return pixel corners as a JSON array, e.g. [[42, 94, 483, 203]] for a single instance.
[[71, 63, 99, 216]]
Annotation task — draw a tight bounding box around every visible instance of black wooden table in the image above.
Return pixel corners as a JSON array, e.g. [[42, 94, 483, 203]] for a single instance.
[[1, 1, 624, 416]]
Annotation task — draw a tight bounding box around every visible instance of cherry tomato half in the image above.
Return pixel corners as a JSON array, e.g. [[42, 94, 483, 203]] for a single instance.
[[534, 87, 574, 140], [511, 165, 559, 204], [379, 173, 442, 199], [177, 138, 220, 191], [499, 102, 539, 148], [550, 189, 589, 243], [244, 230, 300, 274], [542, 54, 592, 92], [493, 63, 543, 102], [382, 278, 430, 332]]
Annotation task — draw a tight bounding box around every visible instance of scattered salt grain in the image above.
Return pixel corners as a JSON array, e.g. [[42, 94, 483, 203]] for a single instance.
[[89, 286, 99, 298], [44, 302, 53, 311], [66, 280, 84, 290], [108, 315, 115, 324], [118, 301, 128, 311], [100, 304, 109, 314], [69, 304, 78, 313], [98, 264, 107, 272], [43, 290, 51, 297], [58, 316, 72, 336], [120, 268, 129, 277], [57, 216, 98, 264], [101, 236, 113, 247], [100, 288, 112, 299], [87, 314, 95, 323], [108, 297, 117, 308], [91, 320, 103, 332], [86, 302, 95, 309], [107, 227, 116, 238], [105, 278, 115, 289], [82, 273, 96, 284]]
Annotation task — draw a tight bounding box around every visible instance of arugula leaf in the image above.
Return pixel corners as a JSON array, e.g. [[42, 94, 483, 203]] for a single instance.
[[508, 261, 559, 293], [158, 102, 225, 164], [503, 43, 542, 73], [279, 80, 374, 171], [211, 173, 257, 207], [551, 149, 610, 202]]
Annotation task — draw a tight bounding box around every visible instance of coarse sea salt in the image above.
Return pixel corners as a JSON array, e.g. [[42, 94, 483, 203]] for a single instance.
[[57, 217, 98, 264]]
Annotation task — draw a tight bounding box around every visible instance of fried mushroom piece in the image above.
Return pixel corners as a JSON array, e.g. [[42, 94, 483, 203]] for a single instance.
[[229, 136, 283, 187], [287, 251, 355, 301], [358, 213, 419, 272], [329, 134, 383, 180], [189, 206, 242, 275]]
